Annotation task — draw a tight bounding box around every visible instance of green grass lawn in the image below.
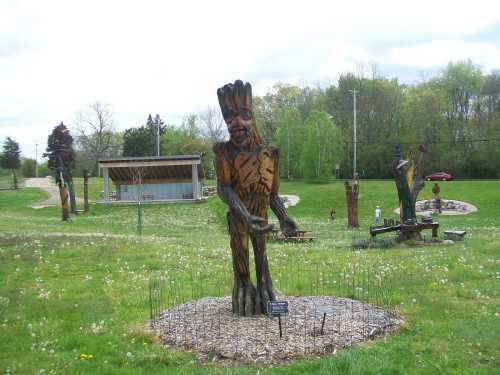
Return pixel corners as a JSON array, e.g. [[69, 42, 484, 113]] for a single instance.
[[0, 180, 499, 374]]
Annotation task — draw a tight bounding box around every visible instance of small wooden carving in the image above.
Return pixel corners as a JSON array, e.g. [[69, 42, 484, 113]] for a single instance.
[[345, 174, 359, 228], [214, 80, 298, 316]]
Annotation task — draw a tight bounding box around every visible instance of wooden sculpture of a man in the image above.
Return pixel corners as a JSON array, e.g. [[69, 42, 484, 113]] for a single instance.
[[214, 80, 298, 316]]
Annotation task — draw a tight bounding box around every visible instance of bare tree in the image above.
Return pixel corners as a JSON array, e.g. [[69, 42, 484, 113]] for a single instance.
[[75, 101, 115, 175], [198, 105, 227, 143]]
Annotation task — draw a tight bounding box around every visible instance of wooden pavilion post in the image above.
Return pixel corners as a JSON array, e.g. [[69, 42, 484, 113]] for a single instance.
[[103, 167, 109, 203], [191, 163, 199, 200]]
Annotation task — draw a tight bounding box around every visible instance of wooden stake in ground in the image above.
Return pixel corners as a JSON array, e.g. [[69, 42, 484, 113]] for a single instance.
[[345, 175, 359, 228], [83, 169, 89, 212]]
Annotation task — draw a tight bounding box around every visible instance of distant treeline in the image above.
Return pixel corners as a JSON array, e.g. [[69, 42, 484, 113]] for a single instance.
[[253, 60, 500, 179], [12, 59, 500, 180]]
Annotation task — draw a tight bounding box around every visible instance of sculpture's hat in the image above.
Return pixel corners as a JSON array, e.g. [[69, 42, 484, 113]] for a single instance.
[[217, 80, 252, 120]]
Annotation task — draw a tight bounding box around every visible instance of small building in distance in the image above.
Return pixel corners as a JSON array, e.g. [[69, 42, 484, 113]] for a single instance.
[[98, 155, 204, 203]]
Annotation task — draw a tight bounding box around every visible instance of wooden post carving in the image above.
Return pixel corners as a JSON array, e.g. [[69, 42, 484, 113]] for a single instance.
[[214, 80, 298, 316], [57, 166, 70, 221], [393, 144, 427, 238], [345, 174, 359, 228]]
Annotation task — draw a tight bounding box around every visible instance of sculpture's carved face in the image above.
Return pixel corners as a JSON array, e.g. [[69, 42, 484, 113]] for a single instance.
[[225, 107, 255, 147], [217, 80, 261, 149]]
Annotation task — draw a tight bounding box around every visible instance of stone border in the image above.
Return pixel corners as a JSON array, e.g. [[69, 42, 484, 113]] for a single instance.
[[394, 199, 477, 216]]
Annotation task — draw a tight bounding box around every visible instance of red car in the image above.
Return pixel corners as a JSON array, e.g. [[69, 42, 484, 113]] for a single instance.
[[425, 172, 454, 181]]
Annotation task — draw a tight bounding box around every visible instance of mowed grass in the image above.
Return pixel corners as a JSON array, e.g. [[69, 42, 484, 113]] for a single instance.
[[0, 179, 499, 374]]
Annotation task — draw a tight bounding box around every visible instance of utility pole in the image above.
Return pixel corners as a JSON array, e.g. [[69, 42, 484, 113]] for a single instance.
[[157, 121, 160, 157], [349, 89, 357, 177], [35, 141, 39, 177]]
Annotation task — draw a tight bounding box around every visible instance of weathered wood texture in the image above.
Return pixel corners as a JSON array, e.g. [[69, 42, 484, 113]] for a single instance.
[[214, 80, 298, 316], [393, 144, 428, 239], [344, 176, 359, 228], [57, 171, 70, 221]]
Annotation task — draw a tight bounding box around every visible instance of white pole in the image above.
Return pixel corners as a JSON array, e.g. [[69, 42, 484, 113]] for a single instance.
[[35, 142, 39, 178], [157, 122, 160, 157], [349, 89, 357, 177]]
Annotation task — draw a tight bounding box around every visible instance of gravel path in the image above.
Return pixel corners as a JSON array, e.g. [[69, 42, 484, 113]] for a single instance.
[[25, 177, 84, 208]]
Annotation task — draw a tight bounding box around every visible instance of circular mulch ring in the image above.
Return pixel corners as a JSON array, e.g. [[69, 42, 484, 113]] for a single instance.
[[150, 296, 403, 364], [395, 199, 477, 216]]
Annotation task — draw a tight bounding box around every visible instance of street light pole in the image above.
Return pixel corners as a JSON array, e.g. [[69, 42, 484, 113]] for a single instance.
[[349, 89, 357, 177], [157, 122, 160, 157]]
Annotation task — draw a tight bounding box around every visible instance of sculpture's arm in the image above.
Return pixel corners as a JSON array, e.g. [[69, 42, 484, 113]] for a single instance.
[[269, 149, 298, 237], [214, 144, 273, 234]]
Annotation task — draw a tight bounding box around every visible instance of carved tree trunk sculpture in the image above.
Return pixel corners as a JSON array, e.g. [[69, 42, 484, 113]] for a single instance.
[[345, 176, 359, 228], [393, 144, 427, 238], [58, 170, 71, 221], [214, 80, 298, 316]]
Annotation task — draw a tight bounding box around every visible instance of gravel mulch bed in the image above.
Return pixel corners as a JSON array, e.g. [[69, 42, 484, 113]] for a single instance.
[[150, 295, 403, 364]]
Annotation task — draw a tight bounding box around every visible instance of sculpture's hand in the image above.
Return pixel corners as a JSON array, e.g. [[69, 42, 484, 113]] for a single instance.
[[280, 216, 298, 237], [247, 215, 274, 234]]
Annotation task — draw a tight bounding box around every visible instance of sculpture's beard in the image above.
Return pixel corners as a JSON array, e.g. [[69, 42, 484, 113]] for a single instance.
[[229, 125, 252, 148]]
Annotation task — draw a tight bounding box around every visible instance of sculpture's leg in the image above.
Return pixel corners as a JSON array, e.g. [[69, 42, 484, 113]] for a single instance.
[[229, 213, 256, 316], [251, 232, 276, 314]]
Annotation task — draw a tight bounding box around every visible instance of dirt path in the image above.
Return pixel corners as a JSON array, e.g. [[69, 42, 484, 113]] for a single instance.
[[25, 177, 84, 209]]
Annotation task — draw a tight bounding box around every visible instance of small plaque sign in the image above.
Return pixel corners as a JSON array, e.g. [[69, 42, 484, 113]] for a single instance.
[[267, 301, 289, 316], [316, 305, 336, 315]]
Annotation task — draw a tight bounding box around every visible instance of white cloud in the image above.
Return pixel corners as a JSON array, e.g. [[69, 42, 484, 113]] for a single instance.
[[386, 41, 500, 71], [1, 0, 500, 158]]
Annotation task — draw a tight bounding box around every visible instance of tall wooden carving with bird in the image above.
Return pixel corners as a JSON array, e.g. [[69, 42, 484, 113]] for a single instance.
[[214, 80, 298, 316]]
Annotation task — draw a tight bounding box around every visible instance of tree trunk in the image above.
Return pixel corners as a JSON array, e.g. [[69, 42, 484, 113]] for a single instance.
[[67, 178, 77, 214], [12, 169, 18, 190], [345, 179, 359, 228]]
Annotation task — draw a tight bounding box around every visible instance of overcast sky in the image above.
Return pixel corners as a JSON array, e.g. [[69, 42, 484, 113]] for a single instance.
[[1, 0, 500, 160]]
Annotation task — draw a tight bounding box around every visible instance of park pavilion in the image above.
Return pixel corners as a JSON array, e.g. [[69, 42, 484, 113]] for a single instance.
[[98, 155, 204, 203]]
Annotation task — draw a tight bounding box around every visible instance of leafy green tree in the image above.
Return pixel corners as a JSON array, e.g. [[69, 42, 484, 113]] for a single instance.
[[275, 108, 304, 179], [44, 122, 77, 214], [0, 137, 21, 189], [123, 115, 167, 157], [439, 60, 482, 146], [301, 111, 343, 180], [21, 158, 36, 178], [400, 84, 447, 175], [161, 115, 213, 175], [123, 126, 156, 157]]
